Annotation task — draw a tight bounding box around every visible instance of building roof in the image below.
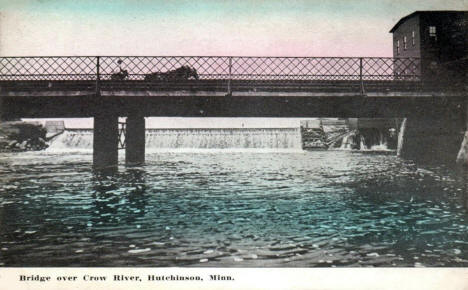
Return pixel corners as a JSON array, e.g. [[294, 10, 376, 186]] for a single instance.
[[389, 10, 468, 33]]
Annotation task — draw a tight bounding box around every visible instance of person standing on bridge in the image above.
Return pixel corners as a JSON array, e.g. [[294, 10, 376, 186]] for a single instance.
[[114, 59, 124, 75]]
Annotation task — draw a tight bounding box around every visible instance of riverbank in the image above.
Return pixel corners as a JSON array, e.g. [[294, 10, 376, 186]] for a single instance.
[[0, 121, 48, 152]]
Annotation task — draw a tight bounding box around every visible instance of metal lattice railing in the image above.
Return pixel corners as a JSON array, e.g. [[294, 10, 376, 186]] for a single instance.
[[0, 57, 98, 81], [0, 56, 422, 82]]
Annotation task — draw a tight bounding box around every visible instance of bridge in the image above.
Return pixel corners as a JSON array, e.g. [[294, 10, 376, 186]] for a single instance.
[[0, 56, 466, 169]]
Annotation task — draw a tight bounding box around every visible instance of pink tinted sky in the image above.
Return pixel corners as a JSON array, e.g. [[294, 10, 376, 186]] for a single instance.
[[1, 0, 467, 57]]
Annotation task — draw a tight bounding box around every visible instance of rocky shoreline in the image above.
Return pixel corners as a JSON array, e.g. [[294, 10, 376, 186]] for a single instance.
[[0, 121, 49, 152]]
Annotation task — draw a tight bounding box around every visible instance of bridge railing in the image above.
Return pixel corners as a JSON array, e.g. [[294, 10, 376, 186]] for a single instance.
[[0, 56, 98, 81], [0, 56, 422, 82]]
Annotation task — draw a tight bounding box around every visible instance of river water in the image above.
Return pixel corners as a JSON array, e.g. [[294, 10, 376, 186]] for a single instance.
[[1, 147, 467, 267]]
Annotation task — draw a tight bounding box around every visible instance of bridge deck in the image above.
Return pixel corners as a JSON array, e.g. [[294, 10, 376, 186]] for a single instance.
[[1, 56, 465, 119], [1, 79, 465, 95]]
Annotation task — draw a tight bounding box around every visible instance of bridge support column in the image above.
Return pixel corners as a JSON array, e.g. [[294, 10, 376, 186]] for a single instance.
[[396, 118, 407, 157], [456, 133, 468, 166], [398, 115, 464, 164], [93, 115, 119, 170], [125, 115, 145, 166], [456, 100, 468, 166]]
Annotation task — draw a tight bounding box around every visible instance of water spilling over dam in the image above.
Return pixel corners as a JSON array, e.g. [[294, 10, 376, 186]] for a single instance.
[[301, 119, 396, 151], [339, 129, 394, 151], [46, 124, 399, 153], [47, 128, 303, 151], [46, 126, 397, 152]]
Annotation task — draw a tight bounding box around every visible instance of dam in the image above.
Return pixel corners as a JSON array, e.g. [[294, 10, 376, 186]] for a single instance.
[[45, 120, 399, 153], [47, 127, 303, 151]]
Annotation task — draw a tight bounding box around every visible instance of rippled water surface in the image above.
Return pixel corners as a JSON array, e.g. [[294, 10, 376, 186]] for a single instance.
[[0, 150, 467, 267]]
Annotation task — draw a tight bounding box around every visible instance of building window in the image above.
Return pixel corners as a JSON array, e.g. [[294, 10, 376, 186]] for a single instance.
[[396, 40, 400, 55], [404, 36, 407, 50], [429, 26, 437, 42], [412, 31, 415, 46]]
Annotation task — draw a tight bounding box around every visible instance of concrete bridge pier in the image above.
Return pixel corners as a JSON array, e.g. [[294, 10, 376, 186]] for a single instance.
[[125, 115, 145, 166], [93, 114, 119, 170], [398, 113, 464, 164], [456, 100, 468, 167], [456, 131, 468, 166]]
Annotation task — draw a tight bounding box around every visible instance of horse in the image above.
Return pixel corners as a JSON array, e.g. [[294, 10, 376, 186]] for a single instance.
[[110, 69, 129, 80], [144, 65, 199, 81]]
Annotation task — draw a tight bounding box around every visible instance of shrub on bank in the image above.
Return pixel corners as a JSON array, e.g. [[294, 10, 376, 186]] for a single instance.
[[0, 121, 48, 152]]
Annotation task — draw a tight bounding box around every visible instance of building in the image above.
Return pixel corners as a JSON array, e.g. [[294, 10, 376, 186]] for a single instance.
[[390, 11, 468, 78]]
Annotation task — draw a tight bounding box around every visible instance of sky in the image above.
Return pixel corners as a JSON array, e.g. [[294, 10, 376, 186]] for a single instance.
[[3, 0, 467, 128], [1, 0, 467, 57]]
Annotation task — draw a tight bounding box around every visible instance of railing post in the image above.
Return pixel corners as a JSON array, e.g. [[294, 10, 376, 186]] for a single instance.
[[227, 57, 232, 96], [96, 56, 101, 97], [359, 57, 363, 81], [359, 57, 365, 95], [0, 86, 3, 120]]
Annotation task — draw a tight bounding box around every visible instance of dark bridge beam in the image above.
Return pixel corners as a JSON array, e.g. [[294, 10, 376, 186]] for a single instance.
[[2, 91, 465, 119]]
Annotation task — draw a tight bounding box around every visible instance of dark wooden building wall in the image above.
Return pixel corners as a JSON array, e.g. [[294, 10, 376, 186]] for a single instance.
[[392, 14, 421, 59], [392, 14, 422, 76], [392, 11, 468, 78], [419, 12, 468, 63]]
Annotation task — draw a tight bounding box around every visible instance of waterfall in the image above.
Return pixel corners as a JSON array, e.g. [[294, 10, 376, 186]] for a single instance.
[[146, 128, 301, 149], [47, 129, 93, 151], [369, 131, 389, 151], [339, 132, 355, 150], [337, 129, 392, 151], [359, 135, 368, 150], [47, 128, 302, 152]]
